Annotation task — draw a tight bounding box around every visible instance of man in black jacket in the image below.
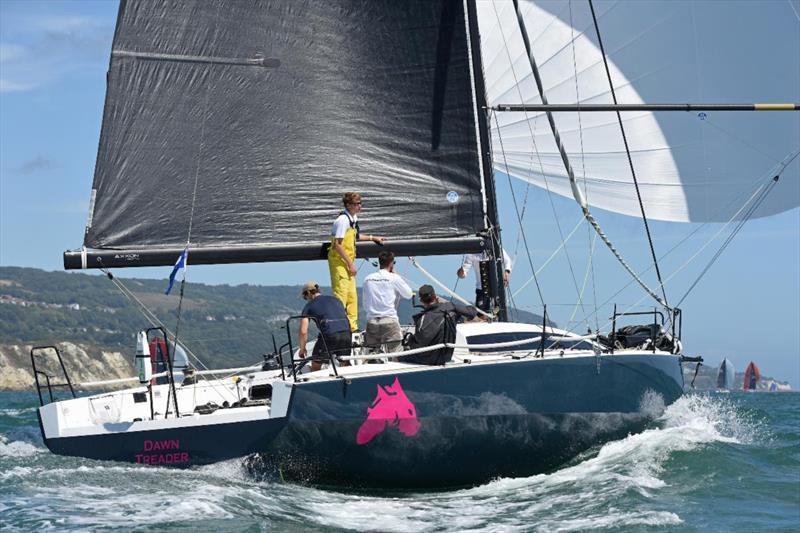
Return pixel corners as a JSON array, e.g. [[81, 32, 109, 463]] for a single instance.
[[400, 285, 477, 365]]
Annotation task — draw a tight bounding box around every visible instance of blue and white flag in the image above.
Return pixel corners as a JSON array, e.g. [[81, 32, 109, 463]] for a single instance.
[[165, 248, 188, 295]]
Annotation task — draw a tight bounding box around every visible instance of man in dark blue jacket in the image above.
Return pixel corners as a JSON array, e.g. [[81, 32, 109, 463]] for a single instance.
[[297, 281, 352, 371]]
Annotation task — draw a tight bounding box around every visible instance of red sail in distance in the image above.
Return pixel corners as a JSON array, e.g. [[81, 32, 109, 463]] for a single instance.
[[743, 362, 760, 391]]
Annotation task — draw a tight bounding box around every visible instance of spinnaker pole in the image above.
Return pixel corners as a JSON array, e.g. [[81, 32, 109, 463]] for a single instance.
[[493, 103, 800, 112], [510, 0, 671, 312]]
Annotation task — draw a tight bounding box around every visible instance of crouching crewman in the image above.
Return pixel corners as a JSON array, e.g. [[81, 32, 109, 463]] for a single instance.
[[399, 285, 477, 365]]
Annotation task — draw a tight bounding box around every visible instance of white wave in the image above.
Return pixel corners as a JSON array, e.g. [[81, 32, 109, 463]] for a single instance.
[[2, 394, 759, 532], [294, 393, 756, 532], [3, 459, 290, 530], [543, 510, 683, 532], [0, 466, 32, 482], [0, 407, 35, 417], [0, 435, 42, 457], [659, 392, 762, 445]]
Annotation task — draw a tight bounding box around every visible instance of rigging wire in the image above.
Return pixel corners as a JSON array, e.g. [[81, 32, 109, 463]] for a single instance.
[[595, 176, 778, 336], [565, 230, 598, 332], [493, 112, 546, 307], [450, 254, 465, 302], [568, 0, 591, 325], [97, 268, 239, 404], [589, 225, 600, 332], [158, 45, 219, 414], [511, 216, 584, 297], [574, 161, 790, 332], [490, 0, 588, 309], [675, 176, 781, 308], [702, 116, 788, 164], [787, 0, 800, 22], [409, 257, 493, 319], [510, 0, 671, 314], [588, 0, 669, 309]]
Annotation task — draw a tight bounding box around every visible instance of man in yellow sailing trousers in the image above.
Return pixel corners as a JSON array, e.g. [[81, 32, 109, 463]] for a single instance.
[[328, 192, 385, 332]]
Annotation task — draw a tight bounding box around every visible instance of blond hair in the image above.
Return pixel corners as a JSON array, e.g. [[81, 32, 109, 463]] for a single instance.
[[342, 192, 361, 207]]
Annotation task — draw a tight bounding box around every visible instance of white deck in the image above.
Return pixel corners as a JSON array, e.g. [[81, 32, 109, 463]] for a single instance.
[[40, 321, 678, 440]]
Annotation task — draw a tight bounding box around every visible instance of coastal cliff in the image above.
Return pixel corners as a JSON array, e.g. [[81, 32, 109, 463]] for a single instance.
[[0, 342, 132, 391]]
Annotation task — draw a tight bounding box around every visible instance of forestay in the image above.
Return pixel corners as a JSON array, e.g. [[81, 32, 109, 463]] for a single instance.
[[81, 0, 486, 262], [479, 0, 800, 223]]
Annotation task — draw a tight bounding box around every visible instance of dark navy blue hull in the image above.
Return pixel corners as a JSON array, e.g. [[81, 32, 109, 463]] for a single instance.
[[255, 354, 683, 487], [41, 354, 682, 487], [42, 416, 287, 466]]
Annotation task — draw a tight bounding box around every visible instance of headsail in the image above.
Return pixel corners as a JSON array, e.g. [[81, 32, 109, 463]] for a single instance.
[[73, 0, 488, 268], [479, 0, 799, 222], [716, 358, 734, 390]]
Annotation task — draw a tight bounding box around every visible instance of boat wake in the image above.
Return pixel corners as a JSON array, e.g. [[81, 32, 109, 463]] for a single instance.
[[0, 394, 766, 532], [291, 394, 762, 532], [0, 435, 41, 458]]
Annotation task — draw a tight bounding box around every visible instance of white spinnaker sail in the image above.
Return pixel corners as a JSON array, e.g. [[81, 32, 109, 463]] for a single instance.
[[479, 0, 800, 223]]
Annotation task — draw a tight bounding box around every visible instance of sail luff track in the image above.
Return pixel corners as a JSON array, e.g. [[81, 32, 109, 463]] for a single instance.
[[510, 0, 671, 312]]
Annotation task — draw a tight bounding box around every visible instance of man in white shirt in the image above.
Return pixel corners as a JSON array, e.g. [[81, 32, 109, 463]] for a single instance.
[[456, 248, 512, 312], [362, 251, 413, 353]]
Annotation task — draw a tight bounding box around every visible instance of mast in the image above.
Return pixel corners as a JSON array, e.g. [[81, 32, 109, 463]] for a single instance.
[[466, 0, 508, 322]]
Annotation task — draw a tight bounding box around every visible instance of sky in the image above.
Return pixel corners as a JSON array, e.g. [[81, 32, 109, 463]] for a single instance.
[[1, 0, 798, 386]]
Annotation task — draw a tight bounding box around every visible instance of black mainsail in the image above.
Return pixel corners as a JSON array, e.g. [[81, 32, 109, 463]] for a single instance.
[[66, 0, 497, 270]]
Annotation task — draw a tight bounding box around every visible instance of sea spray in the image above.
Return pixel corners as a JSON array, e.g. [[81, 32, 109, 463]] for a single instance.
[[0, 391, 795, 532], [0, 435, 40, 458]]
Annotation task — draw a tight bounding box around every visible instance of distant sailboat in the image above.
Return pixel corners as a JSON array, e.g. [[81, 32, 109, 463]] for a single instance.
[[716, 358, 735, 391], [743, 362, 760, 391]]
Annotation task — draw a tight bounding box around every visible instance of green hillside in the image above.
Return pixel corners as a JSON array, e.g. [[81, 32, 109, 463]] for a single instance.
[[0, 267, 546, 369]]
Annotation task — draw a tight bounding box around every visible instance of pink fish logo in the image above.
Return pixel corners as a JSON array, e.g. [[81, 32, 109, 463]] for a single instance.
[[356, 377, 420, 445]]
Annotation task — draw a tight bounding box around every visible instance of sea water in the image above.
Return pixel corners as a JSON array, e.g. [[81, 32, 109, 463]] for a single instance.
[[1, 391, 798, 532]]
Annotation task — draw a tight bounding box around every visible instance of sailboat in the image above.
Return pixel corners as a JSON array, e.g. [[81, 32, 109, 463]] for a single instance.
[[743, 361, 760, 392], [716, 358, 735, 391], [31, 0, 797, 487]]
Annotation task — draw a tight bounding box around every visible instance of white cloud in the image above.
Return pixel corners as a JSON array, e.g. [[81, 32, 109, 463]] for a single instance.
[[0, 43, 27, 63], [38, 15, 99, 33], [0, 13, 112, 93], [0, 78, 34, 93]]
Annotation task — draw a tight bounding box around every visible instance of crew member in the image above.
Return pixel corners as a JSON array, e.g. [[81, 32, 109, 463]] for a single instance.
[[362, 251, 413, 353], [456, 248, 512, 313], [297, 281, 352, 371], [400, 285, 477, 365], [327, 192, 385, 331]]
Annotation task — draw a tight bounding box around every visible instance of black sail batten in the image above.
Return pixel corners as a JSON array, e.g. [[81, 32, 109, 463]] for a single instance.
[[81, 0, 486, 261], [64, 237, 486, 270]]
